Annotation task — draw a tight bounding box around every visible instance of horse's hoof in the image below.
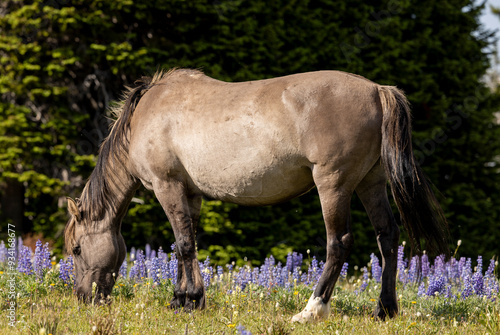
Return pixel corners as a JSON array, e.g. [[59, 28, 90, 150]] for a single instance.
[[291, 294, 330, 323], [372, 306, 398, 320]]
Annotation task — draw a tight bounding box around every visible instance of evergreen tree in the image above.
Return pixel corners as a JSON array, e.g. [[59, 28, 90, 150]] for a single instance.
[[0, 0, 498, 265]]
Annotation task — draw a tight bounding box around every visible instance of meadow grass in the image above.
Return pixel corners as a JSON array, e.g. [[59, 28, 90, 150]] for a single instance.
[[0, 264, 499, 334], [0, 239, 498, 334]]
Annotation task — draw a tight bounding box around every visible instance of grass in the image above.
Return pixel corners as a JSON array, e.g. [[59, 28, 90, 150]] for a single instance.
[[0, 265, 499, 334]]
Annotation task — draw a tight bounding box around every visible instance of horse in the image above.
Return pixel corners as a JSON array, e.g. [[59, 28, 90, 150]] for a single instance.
[[64, 68, 448, 322]]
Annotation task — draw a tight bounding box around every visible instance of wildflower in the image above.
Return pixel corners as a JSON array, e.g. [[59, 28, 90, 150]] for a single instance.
[[356, 267, 369, 295], [421, 253, 430, 278], [426, 275, 445, 296], [119, 259, 127, 278], [149, 256, 162, 285], [417, 282, 426, 297], [472, 271, 484, 296], [407, 256, 419, 284], [340, 262, 348, 279], [462, 274, 474, 299], [17, 245, 33, 275], [0, 240, 6, 262], [370, 254, 381, 282], [130, 249, 147, 281], [58, 256, 74, 285], [236, 324, 252, 335], [34, 240, 51, 282]]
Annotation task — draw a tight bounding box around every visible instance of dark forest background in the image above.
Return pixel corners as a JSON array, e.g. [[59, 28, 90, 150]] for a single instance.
[[1, 0, 499, 267]]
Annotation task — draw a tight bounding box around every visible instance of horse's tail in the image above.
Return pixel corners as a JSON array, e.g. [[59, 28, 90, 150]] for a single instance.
[[378, 85, 449, 256]]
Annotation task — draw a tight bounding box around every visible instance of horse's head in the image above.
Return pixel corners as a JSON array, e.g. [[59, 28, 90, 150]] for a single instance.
[[64, 197, 126, 302]]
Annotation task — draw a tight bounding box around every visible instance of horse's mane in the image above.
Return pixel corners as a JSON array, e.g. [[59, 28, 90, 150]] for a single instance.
[[79, 69, 174, 223]]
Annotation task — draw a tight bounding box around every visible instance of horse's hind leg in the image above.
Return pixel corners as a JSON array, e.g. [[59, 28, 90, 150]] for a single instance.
[[292, 167, 354, 323], [356, 161, 399, 319], [153, 180, 205, 310]]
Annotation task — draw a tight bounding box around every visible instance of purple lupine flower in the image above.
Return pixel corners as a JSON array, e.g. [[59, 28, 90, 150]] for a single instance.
[[292, 265, 301, 284], [168, 251, 177, 285], [463, 258, 472, 281], [241, 266, 253, 290], [0, 240, 7, 263], [17, 246, 34, 275], [17, 236, 23, 260], [356, 266, 369, 295], [217, 265, 223, 282], [279, 267, 288, 288], [458, 257, 466, 278], [130, 247, 136, 262], [433, 255, 446, 278], [251, 267, 260, 285], [301, 272, 308, 285], [200, 256, 213, 288], [171, 243, 176, 252], [150, 256, 162, 284], [145, 243, 151, 259], [34, 240, 51, 282], [307, 256, 319, 285], [462, 274, 474, 299], [397, 244, 406, 282], [426, 275, 445, 296], [407, 256, 419, 283], [417, 281, 426, 296], [472, 271, 484, 296], [340, 262, 348, 279], [259, 257, 272, 287], [129, 263, 138, 279], [485, 258, 495, 279], [286, 253, 293, 273], [119, 259, 127, 278], [293, 252, 303, 270], [158, 247, 168, 262], [137, 250, 146, 279], [421, 253, 430, 278], [486, 279, 499, 301], [58, 256, 74, 285], [476, 256, 483, 274], [271, 262, 281, 287], [447, 258, 460, 284], [130, 249, 146, 281], [236, 324, 252, 335], [370, 253, 382, 283]]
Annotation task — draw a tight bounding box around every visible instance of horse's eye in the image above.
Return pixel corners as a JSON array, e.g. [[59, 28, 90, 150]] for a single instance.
[[73, 246, 81, 256]]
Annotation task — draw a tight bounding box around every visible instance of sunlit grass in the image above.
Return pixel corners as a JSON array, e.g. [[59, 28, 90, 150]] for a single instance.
[[0, 265, 499, 334]]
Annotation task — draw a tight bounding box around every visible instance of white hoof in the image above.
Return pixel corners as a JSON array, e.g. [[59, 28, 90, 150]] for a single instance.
[[291, 293, 330, 323]]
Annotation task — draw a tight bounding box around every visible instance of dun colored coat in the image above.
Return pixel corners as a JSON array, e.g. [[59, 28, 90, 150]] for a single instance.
[[65, 69, 448, 322]]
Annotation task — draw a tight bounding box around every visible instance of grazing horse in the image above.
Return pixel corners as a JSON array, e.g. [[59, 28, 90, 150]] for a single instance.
[[64, 69, 448, 322]]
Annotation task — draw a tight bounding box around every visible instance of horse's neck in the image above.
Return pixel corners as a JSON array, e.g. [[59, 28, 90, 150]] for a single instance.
[[105, 163, 140, 224], [82, 155, 140, 225]]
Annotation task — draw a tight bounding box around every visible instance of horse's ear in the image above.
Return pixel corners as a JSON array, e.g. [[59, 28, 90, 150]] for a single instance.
[[67, 197, 81, 221]]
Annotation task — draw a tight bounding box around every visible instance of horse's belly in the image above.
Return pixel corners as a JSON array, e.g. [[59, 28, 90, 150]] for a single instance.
[[187, 161, 314, 206]]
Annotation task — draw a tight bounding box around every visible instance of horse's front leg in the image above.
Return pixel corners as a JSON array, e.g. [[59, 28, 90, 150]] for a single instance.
[[292, 170, 354, 323], [153, 180, 205, 310]]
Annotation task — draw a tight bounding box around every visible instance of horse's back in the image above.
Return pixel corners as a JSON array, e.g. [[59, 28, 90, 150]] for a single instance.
[[128, 70, 383, 204]]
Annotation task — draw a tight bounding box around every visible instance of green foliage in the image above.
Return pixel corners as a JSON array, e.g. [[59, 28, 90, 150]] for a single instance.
[[0, 0, 499, 266]]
